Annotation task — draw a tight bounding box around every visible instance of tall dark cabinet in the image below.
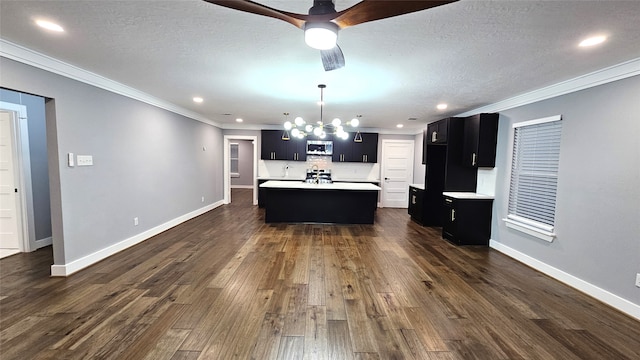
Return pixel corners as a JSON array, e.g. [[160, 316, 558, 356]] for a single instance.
[[422, 117, 477, 226]]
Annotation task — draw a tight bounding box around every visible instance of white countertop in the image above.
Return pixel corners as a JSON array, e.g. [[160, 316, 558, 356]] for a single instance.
[[410, 184, 425, 190], [258, 176, 305, 181], [443, 192, 494, 200], [333, 178, 380, 183], [260, 180, 381, 191]]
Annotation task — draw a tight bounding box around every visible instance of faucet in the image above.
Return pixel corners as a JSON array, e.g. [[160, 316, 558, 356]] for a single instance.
[[311, 164, 319, 184]]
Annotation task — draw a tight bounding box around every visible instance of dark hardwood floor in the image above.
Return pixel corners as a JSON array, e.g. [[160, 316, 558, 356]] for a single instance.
[[1, 188, 639, 359]]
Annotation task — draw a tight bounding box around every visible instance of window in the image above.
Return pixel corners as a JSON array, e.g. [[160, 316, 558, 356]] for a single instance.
[[504, 115, 562, 242], [230, 143, 239, 178]]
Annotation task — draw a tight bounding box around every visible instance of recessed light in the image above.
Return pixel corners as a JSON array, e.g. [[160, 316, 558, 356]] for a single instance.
[[35, 19, 64, 32], [193, 97, 203, 103], [236, 118, 243, 123], [437, 103, 448, 110], [396, 124, 404, 128], [579, 35, 606, 47]]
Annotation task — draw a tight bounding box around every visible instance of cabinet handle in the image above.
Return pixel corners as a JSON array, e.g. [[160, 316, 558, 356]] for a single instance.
[[412, 195, 416, 204], [445, 198, 452, 203], [472, 153, 477, 166], [431, 131, 437, 142], [451, 209, 456, 221]]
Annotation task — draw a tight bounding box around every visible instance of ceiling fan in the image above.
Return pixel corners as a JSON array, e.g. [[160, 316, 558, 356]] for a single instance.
[[204, 0, 458, 71]]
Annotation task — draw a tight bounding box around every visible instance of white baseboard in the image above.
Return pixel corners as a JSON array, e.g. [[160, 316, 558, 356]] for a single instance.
[[489, 240, 640, 321], [34, 236, 52, 249], [50, 201, 224, 277]]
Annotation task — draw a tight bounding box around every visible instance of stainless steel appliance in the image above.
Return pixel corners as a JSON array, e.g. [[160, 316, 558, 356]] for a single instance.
[[305, 168, 332, 184], [307, 140, 333, 155]]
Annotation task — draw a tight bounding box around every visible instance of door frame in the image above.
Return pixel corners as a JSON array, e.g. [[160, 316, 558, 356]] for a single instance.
[[0, 101, 35, 253], [223, 135, 258, 205], [380, 139, 415, 208]]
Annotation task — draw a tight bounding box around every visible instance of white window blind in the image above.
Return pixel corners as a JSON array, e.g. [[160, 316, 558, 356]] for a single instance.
[[506, 115, 562, 241]]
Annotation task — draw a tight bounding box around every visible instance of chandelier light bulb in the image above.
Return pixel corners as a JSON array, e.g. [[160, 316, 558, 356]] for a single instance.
[[340, 132, 349, 140], [294, 117, 305, 126], [320, 131, 327, 139], [305, 124, 313, 132], [284, 121, 292, 130], [291, 128, 300, 137], [332, 118, 341, 127], [350, 118, 359, 127], [297, 133, 304, 139], [313, 127, 322, 136]]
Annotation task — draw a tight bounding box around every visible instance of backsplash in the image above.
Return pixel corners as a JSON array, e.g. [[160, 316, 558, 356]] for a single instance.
[[476, 167, 497, 196], [259, 157, 380, 181]]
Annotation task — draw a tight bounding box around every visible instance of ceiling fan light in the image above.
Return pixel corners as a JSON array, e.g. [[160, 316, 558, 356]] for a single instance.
[[304, 22, 338, 50]]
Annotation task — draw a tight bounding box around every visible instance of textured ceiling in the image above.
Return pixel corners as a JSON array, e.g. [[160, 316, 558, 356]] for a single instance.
[[1, 0, 640, 132]]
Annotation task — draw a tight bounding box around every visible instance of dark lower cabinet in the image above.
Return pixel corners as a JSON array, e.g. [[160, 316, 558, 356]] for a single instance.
[[442, 195, 493, 245], [408, 186, 425, 224]]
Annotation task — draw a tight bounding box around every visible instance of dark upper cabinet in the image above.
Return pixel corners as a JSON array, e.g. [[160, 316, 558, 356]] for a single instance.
[[261, 130, 287, 160], [261, 130, 306, 161], [426, 118, 449, 145], [287, 137, 307, 161], [352, 132, 378, 163], [332, 135, 353, 162], [462, 113, 499, 168], [333, 132, 378, 163]]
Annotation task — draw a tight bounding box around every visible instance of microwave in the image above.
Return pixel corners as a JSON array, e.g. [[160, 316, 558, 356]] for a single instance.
[[307, 140, 333, 155]]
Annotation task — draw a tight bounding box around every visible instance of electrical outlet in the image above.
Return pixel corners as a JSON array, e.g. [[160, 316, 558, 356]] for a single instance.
[[134, 217, 139, 226], [636, 273, 640, 288]]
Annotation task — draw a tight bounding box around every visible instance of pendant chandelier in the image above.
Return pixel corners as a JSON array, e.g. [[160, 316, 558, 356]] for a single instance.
[[283, 84, 360, 140]]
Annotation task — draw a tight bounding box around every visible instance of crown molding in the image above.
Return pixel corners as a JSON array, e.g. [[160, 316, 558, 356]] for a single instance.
[[456, 57, 640, 117], [0, 39, 220, 127]]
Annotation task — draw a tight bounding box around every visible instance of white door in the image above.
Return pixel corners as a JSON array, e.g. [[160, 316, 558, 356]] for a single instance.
[[0, 110, 22, 257], [381, 140, 415, 208]]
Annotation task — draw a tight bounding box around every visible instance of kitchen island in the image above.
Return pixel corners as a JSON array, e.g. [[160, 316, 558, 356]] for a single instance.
[[259, 180, 381, 224]]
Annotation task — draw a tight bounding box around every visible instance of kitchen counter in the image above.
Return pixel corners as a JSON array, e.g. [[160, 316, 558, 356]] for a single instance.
[[410, 184, 425, 190], [259, 181, 380, 224], [260, 180, 381, 191], [443, 192, 494, 199], [257, 176, 305, 181]]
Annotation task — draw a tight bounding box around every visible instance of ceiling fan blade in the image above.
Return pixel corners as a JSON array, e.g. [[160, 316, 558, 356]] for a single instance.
[[203, 0, 307, 29], [321, 45, 345, 71], [332, 0, 458, 29]]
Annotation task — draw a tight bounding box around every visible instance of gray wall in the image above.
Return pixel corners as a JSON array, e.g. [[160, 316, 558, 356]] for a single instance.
[[0, 88, 52, 243], [0, 58, 224, 266], [230, 139, 254, 186], [413, 131, 425, 184], [491, 75, 640, 306]]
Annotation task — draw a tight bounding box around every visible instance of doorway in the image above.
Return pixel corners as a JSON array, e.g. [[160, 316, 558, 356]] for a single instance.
[[380, 139, 415, 208], [0, 102, 35, 258], [223, 135, 258, 205]]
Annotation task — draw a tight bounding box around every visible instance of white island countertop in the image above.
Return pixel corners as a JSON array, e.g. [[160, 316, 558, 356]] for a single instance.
[[260, 180, 381, 191], [443, 192, 494, 199]]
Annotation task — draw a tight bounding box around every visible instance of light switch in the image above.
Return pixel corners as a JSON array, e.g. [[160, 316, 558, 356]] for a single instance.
[[68, 153, 74, 167], [77, 155, 93, 166]]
